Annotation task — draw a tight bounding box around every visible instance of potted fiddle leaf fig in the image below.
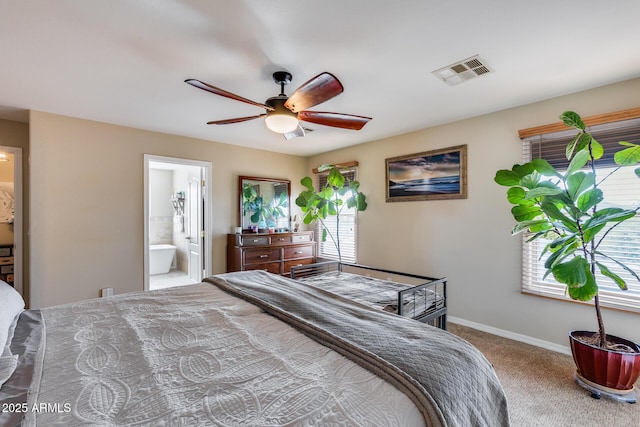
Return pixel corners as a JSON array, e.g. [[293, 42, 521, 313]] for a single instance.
[[494, 111, 640, 399], [296, 165, 367, 263]]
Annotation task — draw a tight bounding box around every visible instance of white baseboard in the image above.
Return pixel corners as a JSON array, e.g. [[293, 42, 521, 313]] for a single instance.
[[448, 316, 572, 356]]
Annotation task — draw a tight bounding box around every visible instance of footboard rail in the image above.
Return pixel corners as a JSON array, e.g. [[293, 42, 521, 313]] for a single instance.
[[397, 278, 447, 329], [291, 261, 447, 329]]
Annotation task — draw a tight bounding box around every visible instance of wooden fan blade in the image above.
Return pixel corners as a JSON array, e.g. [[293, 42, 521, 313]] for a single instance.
[[298, 111, 371, 130], [185, 79, 274, 111], [284, 72, 344, 113], [206, 114, 266, 125], [283, 125, 306, 140]]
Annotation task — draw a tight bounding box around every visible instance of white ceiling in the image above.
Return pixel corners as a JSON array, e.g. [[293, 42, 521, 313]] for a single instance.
[[1, 0, 639, 156]]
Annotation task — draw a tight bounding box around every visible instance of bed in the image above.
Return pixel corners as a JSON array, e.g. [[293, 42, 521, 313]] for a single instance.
[[291, 261, 447, 328], [0, 272, 509, 426]]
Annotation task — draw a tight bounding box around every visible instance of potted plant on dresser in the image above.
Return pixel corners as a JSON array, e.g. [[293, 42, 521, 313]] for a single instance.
[[494, 111, 640, 402], [295, 164, 367, 263]]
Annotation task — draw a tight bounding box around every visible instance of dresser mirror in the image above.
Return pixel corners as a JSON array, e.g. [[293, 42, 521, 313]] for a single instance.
[[239, 176, 291, 232]]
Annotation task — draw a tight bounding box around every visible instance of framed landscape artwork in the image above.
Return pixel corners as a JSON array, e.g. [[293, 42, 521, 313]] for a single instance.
[[385, 145, 467, 202]]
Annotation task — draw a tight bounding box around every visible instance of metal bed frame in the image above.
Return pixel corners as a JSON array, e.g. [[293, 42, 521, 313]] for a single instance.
[[291, 261, 447, 329]]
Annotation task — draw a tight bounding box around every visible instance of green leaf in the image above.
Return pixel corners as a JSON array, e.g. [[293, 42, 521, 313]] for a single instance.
[[531, 158, 562, 177], [574, 133, 593, 154], [596, 262, 628, 291], [595, 251, 640, 283], [327, 167, 345, 188], [560, 111, 585, 131], [511, 204, 542, 221], [586, 207, 636, 228], [507, 187, 528, 204], [567, 171, 595, 201], [582, 223, 606, 244], [302, 211, 313, 224], [566, 149, 591, 176], [567, 267, 598, 301], [544, 239, 578, 269], [589, 138, 604, 160], [614, 143, 640, 166], [526, 231, 550, 242], [327, 201, 338, 216], [519, 171, 542, 189], [495, 169, 522, 186], [355, 192, 367, 211], [511, 220, 551, 235], [300, 176, 314, 191], [530, 222, 553, 233], [549, 234, 578, 250], [512, 163, 535, 177], [523, 186, 563, 200], [539, 199, 579, 232], [582, 208, 636, 242], [551, 256, 589, 287], [576, 188, 603, 213], [565, 133, 581, 160]]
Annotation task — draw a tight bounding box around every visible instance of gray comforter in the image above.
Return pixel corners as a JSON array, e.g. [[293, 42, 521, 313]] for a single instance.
[[206, 271, 510, 427]]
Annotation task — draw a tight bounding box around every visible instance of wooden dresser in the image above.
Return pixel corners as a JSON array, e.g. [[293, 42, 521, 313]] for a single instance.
[[227, 231, 316, 276]]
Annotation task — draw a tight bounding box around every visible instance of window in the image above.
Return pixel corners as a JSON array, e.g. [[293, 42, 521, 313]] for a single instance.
[[314, 167, 358, 263], [520, 115, 640, 312]]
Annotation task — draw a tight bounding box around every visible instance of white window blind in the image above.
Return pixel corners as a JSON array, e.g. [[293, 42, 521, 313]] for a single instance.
[[315, 168, 358, 263], [521, 118, 640, 312]]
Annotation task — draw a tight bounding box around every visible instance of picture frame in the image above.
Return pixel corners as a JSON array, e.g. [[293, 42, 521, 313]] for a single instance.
[[385, 144, 467, 202]]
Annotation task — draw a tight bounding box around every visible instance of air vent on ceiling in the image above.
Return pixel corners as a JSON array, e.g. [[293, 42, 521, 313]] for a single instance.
[[432, 55, 493, 86]]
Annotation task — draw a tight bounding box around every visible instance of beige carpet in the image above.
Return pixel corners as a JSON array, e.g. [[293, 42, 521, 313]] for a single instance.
[[448, 323, 639, 427]]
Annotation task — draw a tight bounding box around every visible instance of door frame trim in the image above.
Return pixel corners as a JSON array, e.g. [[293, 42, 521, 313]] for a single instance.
[[143, 154, 213, 290]]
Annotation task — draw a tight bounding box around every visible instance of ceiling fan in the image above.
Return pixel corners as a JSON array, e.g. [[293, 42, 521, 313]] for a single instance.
[[185, 71, 371, 140]]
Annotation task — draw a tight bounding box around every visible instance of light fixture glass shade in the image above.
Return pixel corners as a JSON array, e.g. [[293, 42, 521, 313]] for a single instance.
[[265, 113, 299, 134]]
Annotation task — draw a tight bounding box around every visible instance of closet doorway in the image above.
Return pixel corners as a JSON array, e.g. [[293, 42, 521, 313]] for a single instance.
[[143, 155, 212, 291]]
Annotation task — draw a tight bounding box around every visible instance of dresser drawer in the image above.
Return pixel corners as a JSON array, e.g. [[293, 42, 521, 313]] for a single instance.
[[270, 235, 290, 245], [244, 261, 282, 275], [244, 248, 281, 264], [284, 244, 314, 259], [291, 233, 312, 243], [240, 236, 271, 246]]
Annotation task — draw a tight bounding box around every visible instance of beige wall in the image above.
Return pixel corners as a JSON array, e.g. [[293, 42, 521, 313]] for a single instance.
[[307, 78, 640, 349], [29, 111, 306, 308]]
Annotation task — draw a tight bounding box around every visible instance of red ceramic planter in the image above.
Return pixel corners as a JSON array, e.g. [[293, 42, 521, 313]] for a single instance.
[[569, 330, 640, 390]]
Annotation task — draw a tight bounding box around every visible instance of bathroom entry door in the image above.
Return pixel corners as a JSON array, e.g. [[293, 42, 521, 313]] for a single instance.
[[187, 174, 203, 283]]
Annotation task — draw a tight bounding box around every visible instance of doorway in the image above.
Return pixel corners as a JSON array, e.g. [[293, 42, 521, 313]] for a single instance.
[[143, 155, 212, 291], [0, 147, 22, 297]]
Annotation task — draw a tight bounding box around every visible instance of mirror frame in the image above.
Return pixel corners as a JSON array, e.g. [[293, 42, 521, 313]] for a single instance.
[[238, 175, 291, 233]]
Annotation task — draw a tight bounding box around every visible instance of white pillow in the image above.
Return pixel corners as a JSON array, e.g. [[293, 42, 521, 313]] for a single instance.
[[0, 354, 18, 387], [0, 280, 24, 353]]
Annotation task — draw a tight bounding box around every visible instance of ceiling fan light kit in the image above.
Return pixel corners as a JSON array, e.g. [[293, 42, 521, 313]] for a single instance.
[[264, 96, 299, 134], [185, 71, 371, 140]]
